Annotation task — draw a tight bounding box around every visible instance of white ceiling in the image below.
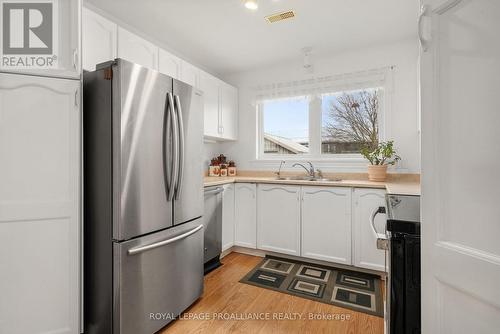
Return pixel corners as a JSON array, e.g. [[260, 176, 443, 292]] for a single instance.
[[85, 0, 418, 76]]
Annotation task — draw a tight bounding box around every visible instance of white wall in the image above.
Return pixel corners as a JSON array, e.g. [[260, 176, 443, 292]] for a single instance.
[[218, 39, 420, 173]]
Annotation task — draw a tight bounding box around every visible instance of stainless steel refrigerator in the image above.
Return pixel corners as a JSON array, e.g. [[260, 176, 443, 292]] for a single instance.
[[83, 59, 204, 334]]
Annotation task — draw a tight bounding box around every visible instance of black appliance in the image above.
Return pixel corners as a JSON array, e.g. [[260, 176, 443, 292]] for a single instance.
[[386, 194, 421, 334]]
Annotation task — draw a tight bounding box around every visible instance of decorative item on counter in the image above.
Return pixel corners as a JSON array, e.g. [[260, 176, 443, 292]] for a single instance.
[[220, 164, 228, 177], [209, 158, 221, 176], [361, 140, 401, 182], [217, 154, 227, 165], [228, 160, 237, 176]]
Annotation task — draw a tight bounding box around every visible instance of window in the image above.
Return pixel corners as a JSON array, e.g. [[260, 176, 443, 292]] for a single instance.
[[321, 88, 380, 154], [259, 88, 383, 158], [262, 97, 309, 155]]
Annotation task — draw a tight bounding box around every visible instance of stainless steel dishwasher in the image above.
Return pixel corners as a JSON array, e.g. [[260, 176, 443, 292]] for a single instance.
[[203, 186, 223, 273]]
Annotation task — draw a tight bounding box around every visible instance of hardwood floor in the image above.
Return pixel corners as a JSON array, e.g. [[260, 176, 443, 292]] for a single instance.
[[160, 252, 384, 334]]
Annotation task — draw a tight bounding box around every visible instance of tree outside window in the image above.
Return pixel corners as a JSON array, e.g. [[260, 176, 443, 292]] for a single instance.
[[321, 89, 380, 154]]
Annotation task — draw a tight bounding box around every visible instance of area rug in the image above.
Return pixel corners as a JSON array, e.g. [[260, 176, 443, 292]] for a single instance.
[[239, 256, 384, 317]]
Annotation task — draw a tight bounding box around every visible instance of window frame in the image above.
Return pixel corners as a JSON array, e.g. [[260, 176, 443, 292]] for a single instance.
[[257, 86, 390, 161]]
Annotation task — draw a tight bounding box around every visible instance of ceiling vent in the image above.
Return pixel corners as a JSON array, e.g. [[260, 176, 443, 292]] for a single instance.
[[265, 10, 296, 23]]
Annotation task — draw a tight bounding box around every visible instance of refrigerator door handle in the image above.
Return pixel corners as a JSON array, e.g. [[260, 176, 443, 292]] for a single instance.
[[174, 94, 185, 200], [166, 92, 179, 202], [163, 93, 172, 199], [127, 224, 204, 255]]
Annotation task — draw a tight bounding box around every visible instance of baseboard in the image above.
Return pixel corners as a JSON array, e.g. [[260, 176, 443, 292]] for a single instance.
[[225, 246, 386, 279]]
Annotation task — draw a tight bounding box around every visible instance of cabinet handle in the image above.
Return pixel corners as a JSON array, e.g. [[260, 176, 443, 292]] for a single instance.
[[72, 49, 78, 70], [74, 89, 78, 107]]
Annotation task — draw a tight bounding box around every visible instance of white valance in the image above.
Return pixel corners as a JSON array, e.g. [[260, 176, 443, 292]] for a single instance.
[[253, 66, 395, 103]]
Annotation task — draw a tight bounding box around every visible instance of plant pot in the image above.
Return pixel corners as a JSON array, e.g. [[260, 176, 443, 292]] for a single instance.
[[368, 165, 388, 182]]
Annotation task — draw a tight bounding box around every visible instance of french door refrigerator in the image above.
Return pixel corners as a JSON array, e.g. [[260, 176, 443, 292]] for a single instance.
[[83, 59, 204, 334]]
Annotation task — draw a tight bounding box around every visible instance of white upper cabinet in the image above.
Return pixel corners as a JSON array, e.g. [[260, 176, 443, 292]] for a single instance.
[[199, 70, 238, 141], [219, 82, 238, 140], [301, 187, 352, 265], [234, 184, 257, 248], [180, 60, 199, 88], [82, 8, 238, 140], [222, 184, 235, 252], [82, 7, 117, 71], [199, 71, 221, 138], [257, 185, 301, 256], [352, 188, 387, 272], [158, 48, 182, 80], [0, 0, 80, 79], [0, 73, 80, 333], [117, 27, 158, 70]]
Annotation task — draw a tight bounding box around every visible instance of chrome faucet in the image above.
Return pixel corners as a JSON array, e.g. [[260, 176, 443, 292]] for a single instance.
[[275, 160, 286, 178], [292, 161, 315, 178]]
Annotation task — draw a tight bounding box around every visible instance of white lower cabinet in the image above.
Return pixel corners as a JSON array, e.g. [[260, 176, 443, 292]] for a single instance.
[[257, 185, 301, 256], [222, 184, 235, 251], [234, 184, 257, 248], [0, 73, 81, 333], [353, 188, 387, 271], [301, 187, 352, 264]]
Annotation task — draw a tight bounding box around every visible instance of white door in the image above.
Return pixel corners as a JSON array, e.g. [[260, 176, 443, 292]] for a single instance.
[[0, 0, 80, 78], [301, 187, 352, 265], [82, 7, 117, 71], [219, 83, 238, 140], [234, 183, 256, 248], [117, 27, 158, 70], [158, 48, 182, 80], [353, 188, 386, 271], [257, 185, 300, 256], [0, 74, 81, 333], [420, 0, 500, 332], [199, 71, 220, 138], [222, 184, 235, 251]]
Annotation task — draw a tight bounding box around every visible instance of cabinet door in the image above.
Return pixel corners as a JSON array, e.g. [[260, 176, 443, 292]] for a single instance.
[[301, 187, 352, 264], [0, 0, 80, 78], [353, 188, 386, 271], [180, 61, 199, 88], [0, 74, 81, 333], [117, 27, 158, 70], [257, 185, 300, 255], [222, 184, 235, 251], [199, 71, 220, 138], [234, 184, 256, 248], [158, 48, 182, 80], [82, 7, 117, 71], [219, 83, 238, 140]]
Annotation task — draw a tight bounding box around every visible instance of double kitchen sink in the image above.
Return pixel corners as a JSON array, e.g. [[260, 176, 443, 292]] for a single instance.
[[274, 175, 343, 182], [274, 161, 342, 182]]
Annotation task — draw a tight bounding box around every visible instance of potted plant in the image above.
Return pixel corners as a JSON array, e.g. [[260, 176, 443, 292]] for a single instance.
[[361, 141, 401, 181]]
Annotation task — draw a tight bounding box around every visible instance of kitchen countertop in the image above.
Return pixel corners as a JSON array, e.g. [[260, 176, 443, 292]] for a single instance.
[[204, 172, 420, 196]]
